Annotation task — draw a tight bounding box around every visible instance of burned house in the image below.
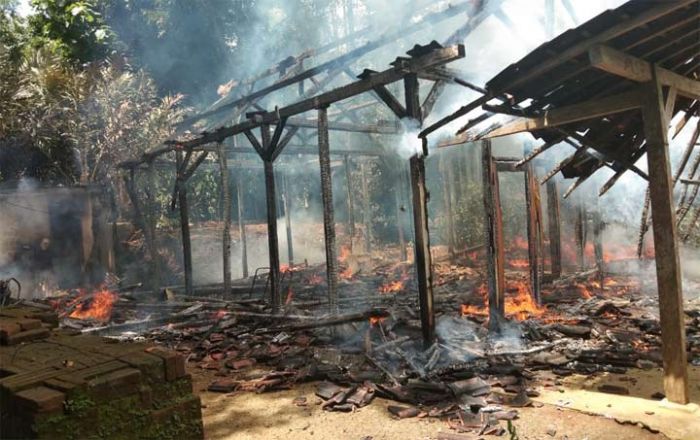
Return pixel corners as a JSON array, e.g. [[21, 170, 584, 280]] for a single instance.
[[1, 0, 699, 439]]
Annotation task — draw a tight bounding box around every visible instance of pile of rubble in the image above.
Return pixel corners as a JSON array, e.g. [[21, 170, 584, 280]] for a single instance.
[[39, 262, 700, 436]]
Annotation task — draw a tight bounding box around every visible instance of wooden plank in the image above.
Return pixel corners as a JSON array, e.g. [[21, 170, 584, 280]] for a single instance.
[[318, 107, 339, 312], [524, 164, 542, 303], [546, 180, 562, 279], [641, 65, 689, 404], [476, 89, 643, 139], [589, 44, 700, 99], [482, 140, 505, 332], [410, 154, 435, 346]]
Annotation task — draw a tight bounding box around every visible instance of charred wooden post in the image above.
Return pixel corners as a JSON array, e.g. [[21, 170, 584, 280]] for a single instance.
[[482, 140, 505, 332], [217, 143, 232, 296], [261, 124, 281, 311], [524, 162, 543, 303], [410, 154, 434, 346], [343, 154, 355, 251], [360, 160, 372, 254], [318, 106, 339, 311], [405, 72, 434, 346], [642, 65, 688, 404], [546, 180, 562, 279], [236, 167, 249, 278], [176, 152, 193, 296], [282, 172, 294, 265]]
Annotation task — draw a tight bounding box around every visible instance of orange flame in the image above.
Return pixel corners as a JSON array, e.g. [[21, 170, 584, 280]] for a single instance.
[[339, 245, 351, 263], [507, 259, 529, 269], [379, 280, 404, 294], [369, 316, 385, 326], [69, 288, 118, 321], [340, 267, 355, 280], [461, 281, 546, 321]]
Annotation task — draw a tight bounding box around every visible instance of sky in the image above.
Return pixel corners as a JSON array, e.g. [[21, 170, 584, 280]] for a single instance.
[[15, 0, 31, 17]]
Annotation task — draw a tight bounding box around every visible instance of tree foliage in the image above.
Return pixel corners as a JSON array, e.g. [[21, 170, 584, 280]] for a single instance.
[[28, 0, 112, 62]]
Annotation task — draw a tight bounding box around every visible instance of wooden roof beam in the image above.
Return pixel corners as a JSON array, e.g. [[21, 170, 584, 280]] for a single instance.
[[589, 44, 700, 99], [472, 88, 644, 140]]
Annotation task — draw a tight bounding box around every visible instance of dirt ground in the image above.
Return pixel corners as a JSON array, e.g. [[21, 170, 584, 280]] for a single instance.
[[190, 367, 672, 440]]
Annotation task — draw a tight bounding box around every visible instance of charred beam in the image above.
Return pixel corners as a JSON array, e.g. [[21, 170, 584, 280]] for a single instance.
[[482, 140, 505, 332], [318, 107, 339, 311], [410, 154, 435, 346]]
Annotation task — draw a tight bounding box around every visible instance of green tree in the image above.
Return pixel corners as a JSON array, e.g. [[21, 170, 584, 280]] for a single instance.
[[28, 0, 112, 63]]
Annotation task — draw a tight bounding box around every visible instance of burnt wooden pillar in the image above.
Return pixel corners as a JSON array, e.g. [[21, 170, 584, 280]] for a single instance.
[[343, 154, 355, 251], [360, 160, 372, 254], [217, 143, 232, 296], [282, 172, 294, 265], [546, 180, 562, 279], [176, 152, 193, 296], [318, 106, 339, 311], [642, 66, 688, 404], [524, 163, 542, 303], [482, 140, 505, 332], [236, 170, 248, 278], [410, 155, 434, 346], [406, 72, 434, 347], [261, 124, 281, 311]]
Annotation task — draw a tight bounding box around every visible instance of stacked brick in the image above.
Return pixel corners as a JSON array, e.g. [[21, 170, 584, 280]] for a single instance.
[[0, 305, 204, 439]]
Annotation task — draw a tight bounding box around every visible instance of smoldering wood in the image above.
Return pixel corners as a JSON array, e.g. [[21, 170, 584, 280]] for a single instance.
[[482, 140, 505, 332], [318, 107, 339, 312], [181, 6, 471, 127], [524, 163, 542, 303], [410, 154, 435, 347], [261, 125, 281, 312], [163, 45, 465, 154]]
